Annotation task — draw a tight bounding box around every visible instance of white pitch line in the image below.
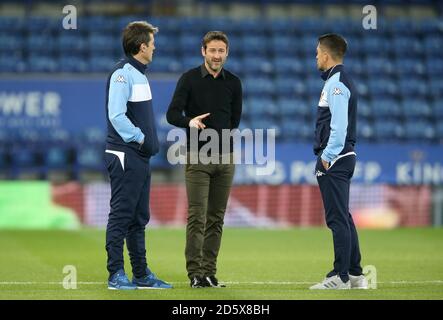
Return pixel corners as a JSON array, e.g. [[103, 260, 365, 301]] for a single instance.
[[0, 281, 442, 285]]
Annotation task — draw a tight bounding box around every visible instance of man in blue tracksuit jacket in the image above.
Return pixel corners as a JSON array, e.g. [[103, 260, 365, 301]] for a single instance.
[[310, 34, 368, 290], [104, 21, 171, 290]]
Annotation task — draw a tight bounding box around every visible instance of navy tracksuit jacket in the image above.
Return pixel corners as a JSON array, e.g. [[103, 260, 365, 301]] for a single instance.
[[104, 55, 159, 278], [314, 64, 363, 282]]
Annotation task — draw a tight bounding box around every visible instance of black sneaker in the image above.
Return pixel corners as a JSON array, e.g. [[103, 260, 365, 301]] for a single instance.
[[204, 275, 226, 288], [190, 276, 204, 288]]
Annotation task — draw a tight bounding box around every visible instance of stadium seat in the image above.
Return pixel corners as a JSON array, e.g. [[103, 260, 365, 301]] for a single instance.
[[398, 78, 428, 97], [0, 34, 23, 52], [58, 56, 89, 73], [243, 76, 275, 97], [403, 120, 435, 141], [373, 120, 404, 141], [27, 55, 59, 73], [274, 76, 306, 97], [402, 100, 432, 119], [244, 98, 278, 117], [367, 78, 398, 98], [88, 56, 118, 72], [57, 34, 88, 53], [240, 36, 268, 55], [148, 56, 182, 73], [357, 120, 374, 141], [281, 120, 312, 141], [370, 99, 402, 119], [272, 57, 304, 75]]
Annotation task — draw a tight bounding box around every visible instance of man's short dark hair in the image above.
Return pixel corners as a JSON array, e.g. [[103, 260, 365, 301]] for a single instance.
[[202, 31, 229, 50], [318, 33, 347, 60], [122, 21, 158, 56]]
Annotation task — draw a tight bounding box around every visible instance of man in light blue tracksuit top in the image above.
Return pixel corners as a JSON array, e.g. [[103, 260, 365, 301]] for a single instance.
[[310, 34, 368, 290], [104, 21, 171, 290]]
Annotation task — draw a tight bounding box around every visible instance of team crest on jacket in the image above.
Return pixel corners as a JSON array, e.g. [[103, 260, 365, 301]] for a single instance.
[[332, 87, 343, 95], [318, 90, 328, 107], [115, 75, 126, 83]]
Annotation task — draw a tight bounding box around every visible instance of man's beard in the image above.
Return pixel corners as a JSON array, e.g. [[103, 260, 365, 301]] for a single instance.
[[207, 58, 223, 72]]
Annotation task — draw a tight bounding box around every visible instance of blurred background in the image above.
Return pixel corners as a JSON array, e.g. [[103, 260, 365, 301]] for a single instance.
[[0, 0, 442, 230]]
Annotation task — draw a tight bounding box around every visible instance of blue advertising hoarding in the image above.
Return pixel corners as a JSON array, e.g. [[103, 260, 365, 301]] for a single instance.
[[1, 77, 442, 185]]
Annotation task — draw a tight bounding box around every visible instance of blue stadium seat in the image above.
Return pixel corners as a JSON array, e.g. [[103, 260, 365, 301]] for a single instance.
[[357, 99, 372, 119], [403, 120, 435, 141], [365, 57, 394, 76], [304, 76, 323, 96], [276, 98, 310, 118], [398, 78, 428, 97], [299, 35, 318, 55], [27, 55, 59, 72], [436, 122, 443, 139], [274, 76, 306, 97], [88, 56, 118, 72], [58, 56, 89, 73], [148, 56, 182, 73], [268, 19, 296, 36], [426, 58, 443, 77], [0, 16, 24, 33], [181, 56, 203, 71], [26, 34, 56, 53], [373, 120, 404, 141], [281, 119, 312, 141], [395, 58, 425, 76], [87, 34, 118, 53], [241, 56, 273, 75], [244, 98, 278, 117], [243, 76, 275, 97], [0, 34, 23, 52], [367, 78, 398, 98], [236, 19, 267, 35], [208, 18, 241, 35], [402, 99, 432, 119], [432, 101, 443, 118], [153, 34, 178, 55], [428, 78, 443, 99], [272, 58, 303, 75], [224, 58, 243, 75], [57, 34, 88, 53], [0, 55, 26, 72], [424, 35, 443, 57], [361, 37, 390, 55], [179, 35, 202, 53], [345, 57, 365, 76], [371, 99, 402, 119], [25, 17, 58, 33], [270, 36, 301, 56], [357, 120, 374, 141], [392, 37, 423, 57], [82, 16, 117, 32], [240, 36, 268, 55]]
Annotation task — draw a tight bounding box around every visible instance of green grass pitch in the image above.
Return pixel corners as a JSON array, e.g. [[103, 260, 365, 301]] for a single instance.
[[0, 228, 442, 300]]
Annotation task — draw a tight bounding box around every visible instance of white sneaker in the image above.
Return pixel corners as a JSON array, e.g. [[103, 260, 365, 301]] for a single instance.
[[309, 275, 351, 290], [349, 274, 368, 289]]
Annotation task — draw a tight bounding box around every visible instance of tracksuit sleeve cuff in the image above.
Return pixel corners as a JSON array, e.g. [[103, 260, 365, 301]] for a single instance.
[[136, 132, 145, 145], [321, 152, 334, 163]]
